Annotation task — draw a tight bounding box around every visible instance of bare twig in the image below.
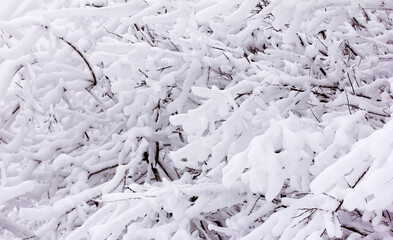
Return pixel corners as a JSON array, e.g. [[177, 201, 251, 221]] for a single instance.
[[351, 167, 370, 188], [58, 37, 97, 86], [249, 196, 262, 215], [88, 164, 118, 179], [139, 69, 148, 78], [309, 106, 321, 123], [342, 225, 367, 236]]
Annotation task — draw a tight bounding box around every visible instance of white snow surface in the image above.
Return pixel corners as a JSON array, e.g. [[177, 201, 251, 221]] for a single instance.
[[0, 0, 393, 239]]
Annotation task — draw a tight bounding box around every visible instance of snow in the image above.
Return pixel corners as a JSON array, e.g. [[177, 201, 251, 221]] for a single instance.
[[1, 0, 393, 239], [195, 0, 242, 23], [0, 213, 34, 239], [0, 58, 29, 101], [0, 180, 35, 204], [0, 28, 42, 60], [43, 1, 148, 18]]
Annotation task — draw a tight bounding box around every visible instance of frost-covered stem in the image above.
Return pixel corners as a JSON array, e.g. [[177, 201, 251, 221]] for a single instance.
[[347, 72, 356, 95], [344, 90, 352, 115]]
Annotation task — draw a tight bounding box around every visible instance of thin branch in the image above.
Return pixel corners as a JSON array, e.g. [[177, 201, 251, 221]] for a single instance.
[[134, 171, 147, 183], [309, 106, 321, 123], [156, 159, 173, 181], [12, 104, 20, 115], [342, 225, 367, 236], [320, 229, 327, 237], [347, 72, 356, 95], [335, 167, 370, 212], [249, 196, 262, 215], [58, 37, 97, 86], [334, 201, 343, 212], [88, 164, 118, 179], [351, 167, 370, 188], [138, 69, 148, 78]]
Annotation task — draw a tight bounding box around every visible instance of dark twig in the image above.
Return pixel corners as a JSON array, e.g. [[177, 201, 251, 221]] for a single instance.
[[351, 167, 370, 188], [12, 104, 20, 114], [342, 225, 367, 236], [139, 69, 148, 78], [320, 229, 326, 237], [309, 106, 321, 123], [88, 165, 118, 179], [59, 37, 97, 86], [334, 201, 343, 212], [249, 196, 262, 215], [335, 167, 370, 212], [154, 141, 174, 181]]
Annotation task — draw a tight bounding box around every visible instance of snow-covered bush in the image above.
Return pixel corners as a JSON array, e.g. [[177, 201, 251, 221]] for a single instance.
[[0, 0, 392, 239]]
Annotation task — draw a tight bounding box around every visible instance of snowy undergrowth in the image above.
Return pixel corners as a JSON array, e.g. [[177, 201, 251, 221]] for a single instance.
[[0, 0, 393, 239]]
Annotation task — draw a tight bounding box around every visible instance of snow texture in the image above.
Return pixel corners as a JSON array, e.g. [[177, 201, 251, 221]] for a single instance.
[[0, 0, 393, 239]]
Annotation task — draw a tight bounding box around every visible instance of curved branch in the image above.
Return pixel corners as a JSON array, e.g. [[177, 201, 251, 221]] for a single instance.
[[59, 37, 97, 87]]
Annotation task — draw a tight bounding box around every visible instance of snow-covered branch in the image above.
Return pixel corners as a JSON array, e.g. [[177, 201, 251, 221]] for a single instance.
[[0, 0, 392, 239]]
